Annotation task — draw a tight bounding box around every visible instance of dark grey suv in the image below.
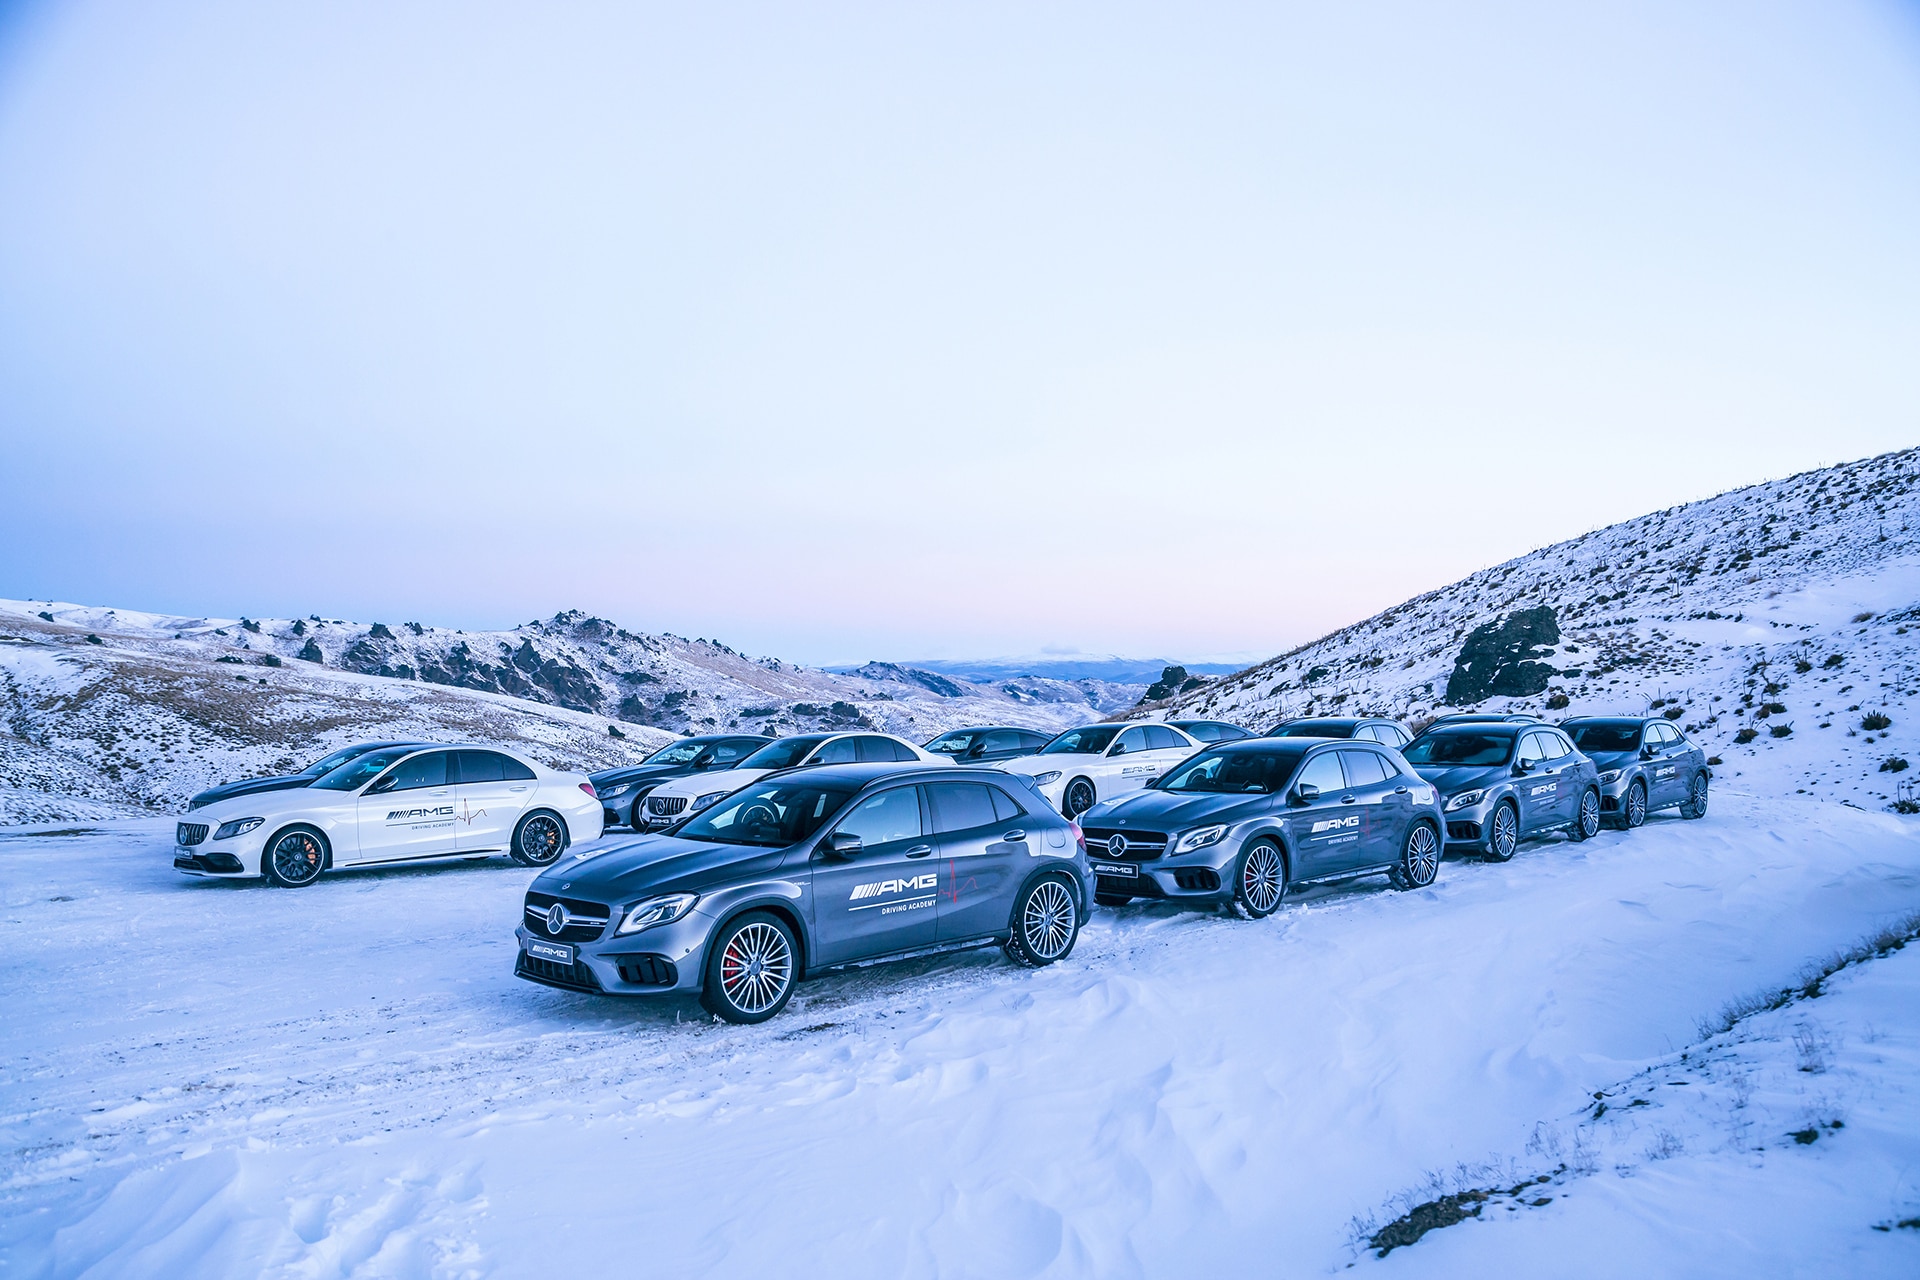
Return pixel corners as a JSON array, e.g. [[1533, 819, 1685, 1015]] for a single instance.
[[1562, 717, 1710, 828], [515, 764, 1092, 1023], [1402, 722, 1602, 859]]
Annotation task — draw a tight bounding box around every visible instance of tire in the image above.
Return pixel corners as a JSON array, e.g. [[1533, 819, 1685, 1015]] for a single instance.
[[1233, 840, 1288, 918], [1005, 875, 1081, 966], [1061, 778, 1096, 819], [510, 810, 569, 867], [1486, 802, 1519, 862], [700, 911, 798, 1024], [1568, 789, 1601, 842], [1680, 773, 1709, 820], [1389, 822, 1440, 890], [1093, 892, 1132, 907], [1621, 780, 1648, 830], [262, 825, 328, 887]]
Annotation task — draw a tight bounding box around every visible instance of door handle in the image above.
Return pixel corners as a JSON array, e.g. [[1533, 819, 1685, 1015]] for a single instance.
[[1003, 830, 1026, 842], [904, 845, 933, 858], [1341, 794, 1357, 804], [510, 785, 529, 792], [1394, 786, 1409, 794]]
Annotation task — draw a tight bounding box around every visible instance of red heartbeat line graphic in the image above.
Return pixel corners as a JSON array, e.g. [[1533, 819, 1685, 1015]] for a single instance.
[[940, 860, 977, 905], [456, 800, 488, 827]]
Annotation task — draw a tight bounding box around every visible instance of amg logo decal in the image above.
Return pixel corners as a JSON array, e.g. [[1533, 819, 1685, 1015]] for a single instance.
[[1528, 783, 1557, 797], [387, 806, 455, 820], [1310, 816, 1361, 834], [850, 873, 939, 900]]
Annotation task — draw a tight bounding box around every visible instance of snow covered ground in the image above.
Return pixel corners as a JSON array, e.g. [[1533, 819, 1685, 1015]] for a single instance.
[[3, 785, 1917, 1277]]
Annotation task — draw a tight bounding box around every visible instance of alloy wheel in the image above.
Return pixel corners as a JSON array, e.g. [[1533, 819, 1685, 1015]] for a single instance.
[[269, 830, 323, 885], [518, 814, 564, 864], [718, 921, 793, 1014], [1688, 776, 1709, 818], [1626, 783, 1647, 827], [1021, 880, 1076, 960], [1062, 780, 1095, 819], [1490, 805, 1518, 859], [1403, 824, 1439, 886], [1241, 844, 1285, 914], [1578, 791, 1600, 838]]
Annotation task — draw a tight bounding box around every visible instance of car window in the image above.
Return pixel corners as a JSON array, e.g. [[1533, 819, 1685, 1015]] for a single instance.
[[988, 786, 1026, 822], [502, 753, 537, 781], [926, 782, 1000, 834], [1040, 726, 1119, 755], [1402, 731, 1513, 767], [739, 736, 831, 770], [1160, 747, 1305, 793], [1517, 733, 1550, 766], [452, 750, 503, 785], [1339, 748, 1390, 787], [711, 742, 753, 763], [385, 750, 448, 791], [1293, 752, 1347, 796], [925, 732, 976, 755], [1388, 727, 1411, 747], [680, 782, 854, 848], [1653, 723, 1679, 747], [1142, 726, 1183, 751], [981, 730, 1026, 754], [1110, 727, 1153, 756], [832, 786, 924, 846], [812, 737, 860, 765]]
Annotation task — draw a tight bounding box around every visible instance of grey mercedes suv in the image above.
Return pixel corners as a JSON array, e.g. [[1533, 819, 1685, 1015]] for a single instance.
[[515, 763, 1092, 1023]]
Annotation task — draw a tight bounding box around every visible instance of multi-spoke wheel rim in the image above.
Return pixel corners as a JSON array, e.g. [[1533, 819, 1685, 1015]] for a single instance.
[[1691, 778, 1708, 814], [1404, 826, 1438, 886], [271, 832, 322, 884], [1022, 880, 1076, 959], [1064, 781, 1094, 818], [520, 816, 563, 863], [1492, 807, 1517, 857], [1242, 845, 1285, 913], [719, 922, 792, 1013], [1580, 793, 1599, 836], [1627, 784, 1646, 826]]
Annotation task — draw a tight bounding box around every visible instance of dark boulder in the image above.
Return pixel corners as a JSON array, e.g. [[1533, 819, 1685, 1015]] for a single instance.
[[1445, 607, 1560, 704]]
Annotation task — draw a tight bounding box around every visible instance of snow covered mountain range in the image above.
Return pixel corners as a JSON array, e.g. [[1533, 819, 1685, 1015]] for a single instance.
[[1146, 446, 1920, 809], [0, 601, 1137, 822]]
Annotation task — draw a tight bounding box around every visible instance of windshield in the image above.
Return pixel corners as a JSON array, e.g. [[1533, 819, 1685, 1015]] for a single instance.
[[1568, 723, 1642, 753], [924, 732, 978, 755], [1041, 726, 1119, 756], [738, 736, 831, 770], [676, 781, 854, 848], [1402, 731, 1515, 768], [1158, 747, 1307, 794], [643, 740, 710, 766], [298, 744, 382, 777], [1270, 722, 1352, 738], [311, 747, 417, 791]]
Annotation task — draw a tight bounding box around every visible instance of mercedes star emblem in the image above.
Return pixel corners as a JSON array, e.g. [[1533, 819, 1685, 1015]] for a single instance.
[[545, 903, 569, 935], [1109, 834, 1128, 856]]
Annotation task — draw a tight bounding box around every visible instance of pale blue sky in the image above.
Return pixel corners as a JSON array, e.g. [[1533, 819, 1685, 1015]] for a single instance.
[[2, 2, 1917, 665]]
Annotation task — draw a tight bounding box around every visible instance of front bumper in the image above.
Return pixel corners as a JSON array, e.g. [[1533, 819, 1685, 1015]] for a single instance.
[[514, 909, 715, 996], [1438, 795, 1496, 847], [1089, 841, 1237, 902], [173, 826, 268, 878]]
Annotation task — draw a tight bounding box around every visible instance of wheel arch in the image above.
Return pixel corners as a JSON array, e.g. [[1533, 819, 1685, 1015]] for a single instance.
[[259, 821, 333, 876], [1010, 862, 1087, 927], [707, 896, 812, 979], [1242, 826, 1294, 884]]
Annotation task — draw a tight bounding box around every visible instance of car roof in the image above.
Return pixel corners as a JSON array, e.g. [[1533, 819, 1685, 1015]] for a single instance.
[[1173, 719, 1243, 728], [773, 762, 1015, 788], [932, 725, 1031, 734], [1422, 722, 1524, 736], [1282, 717, 1363, 728], [1560, 716, 1646, 725], [1218, 737, 1319, 751]]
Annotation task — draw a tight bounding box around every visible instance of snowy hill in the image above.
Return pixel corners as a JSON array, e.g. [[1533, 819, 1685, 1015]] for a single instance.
[[0, 602, 1127, 821], [1146, 446, 1920, 809]]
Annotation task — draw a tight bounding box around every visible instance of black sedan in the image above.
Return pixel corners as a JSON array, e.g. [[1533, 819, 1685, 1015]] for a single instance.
[[589, 734, 772, 829], [923, 726, 1053, 765], [187, 740, 426, 811], [1169, 720, 1253, 743]]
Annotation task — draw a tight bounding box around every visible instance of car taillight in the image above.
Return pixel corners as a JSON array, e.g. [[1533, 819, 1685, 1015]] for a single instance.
[[580, 782, 597, 798], [1069, 821, 1085, 855]]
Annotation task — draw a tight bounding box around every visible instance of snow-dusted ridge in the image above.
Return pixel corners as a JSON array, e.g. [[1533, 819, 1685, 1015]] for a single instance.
[[1146, 446, 1920, 809], [0, 601, 1131, 820]]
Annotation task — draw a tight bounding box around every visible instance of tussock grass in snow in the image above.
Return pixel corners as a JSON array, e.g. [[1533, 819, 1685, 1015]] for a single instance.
[[1697, 908, 1920, 1040]]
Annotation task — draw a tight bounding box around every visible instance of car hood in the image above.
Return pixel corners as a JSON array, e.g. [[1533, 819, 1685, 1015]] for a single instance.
[[181, 784, 341, 823], [1001, 754, 1095, 776], [188, 774, 311, 809], [588, 763, 697, 789], [646, 768, 772, 800], [1579, 749, 1640, 770], [536, 835, 791, 901], [1083, 787, 1275, 830], [1408, 764, 1510, 795]]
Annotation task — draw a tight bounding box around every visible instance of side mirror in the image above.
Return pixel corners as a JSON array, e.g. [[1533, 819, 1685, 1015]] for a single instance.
[[1291, 783, 1320, 806], [693, 752, 717, 769], [826, 832, 863, 859], [1640, 745, 1657, 759], [1512, 759, 1531, 775], [964, 743, 986, 759], [365, 775, 397, 795]]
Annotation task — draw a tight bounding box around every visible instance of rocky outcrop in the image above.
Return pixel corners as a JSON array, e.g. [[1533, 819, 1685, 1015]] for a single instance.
[[1445, 607, 1560, 704]]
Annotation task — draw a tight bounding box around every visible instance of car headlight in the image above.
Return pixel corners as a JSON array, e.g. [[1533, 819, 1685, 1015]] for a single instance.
[[690, 792, 726, 812], [1173, 824, 1227, 853], [1031, 771, 1062, 786], [212, 817, 264, 840], [1443, 790, 1486, 813], [616, 893, 699, 935], [1597, 769, 1622, 785], [600, 782, 634, 799]]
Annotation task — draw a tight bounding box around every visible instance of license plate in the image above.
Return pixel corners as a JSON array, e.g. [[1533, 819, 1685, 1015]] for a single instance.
[[1092, 862, 1138, 878], [525, 940, 576, 965]]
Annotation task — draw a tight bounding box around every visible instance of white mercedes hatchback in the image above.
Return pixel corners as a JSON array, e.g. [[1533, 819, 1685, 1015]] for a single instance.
[[636, 731, 944, 830], [999, 722, 1204, 818], [173, 744, 604, 886]]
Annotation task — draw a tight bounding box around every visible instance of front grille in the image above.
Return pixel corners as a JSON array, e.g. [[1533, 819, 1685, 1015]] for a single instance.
[[1081, 828, 1168, 861], [614, 955, 679, 987], [176, 822, 209, 847], [1172, 868, 1221, 892], [524, 891, 612, 943], [1446, 821, 1481, 842], [647, 795, 688, 817], [516, 953, 602, 993]]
